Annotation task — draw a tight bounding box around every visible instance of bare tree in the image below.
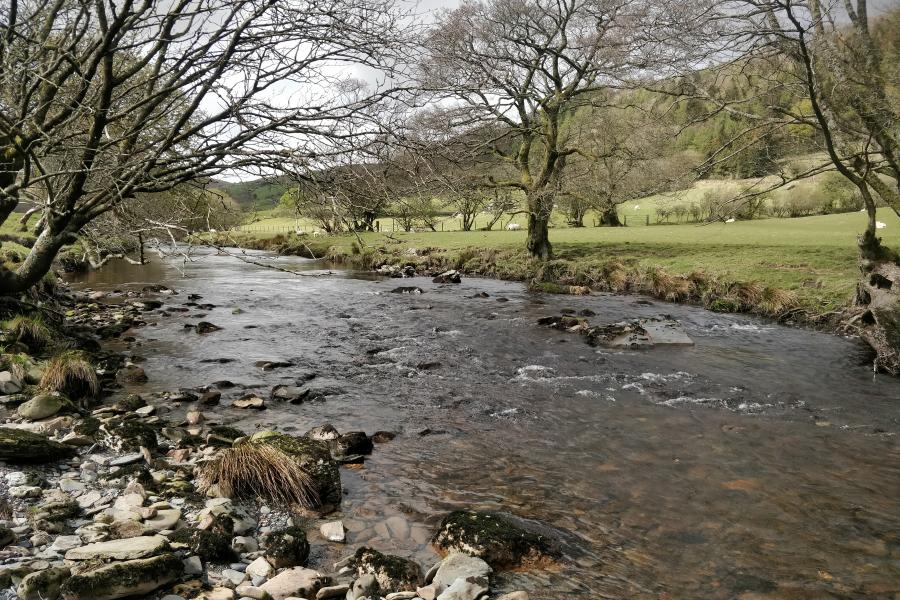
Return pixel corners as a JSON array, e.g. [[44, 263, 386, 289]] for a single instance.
[[678, 0, 900, 372], [417, 0, 704, 259], [0, 0, 405, 293]]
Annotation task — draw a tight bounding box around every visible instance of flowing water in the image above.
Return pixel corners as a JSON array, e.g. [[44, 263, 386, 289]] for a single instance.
[[70, 248, 900, 599]]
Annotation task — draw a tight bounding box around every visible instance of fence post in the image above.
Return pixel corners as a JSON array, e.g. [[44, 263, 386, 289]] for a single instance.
[[646, 215, 650, 226]]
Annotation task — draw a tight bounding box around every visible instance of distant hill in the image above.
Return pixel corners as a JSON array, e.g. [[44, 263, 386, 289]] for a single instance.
[[210, 177, 291, 210]]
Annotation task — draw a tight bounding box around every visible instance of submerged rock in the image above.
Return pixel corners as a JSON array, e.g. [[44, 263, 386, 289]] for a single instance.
[[432, 511, 557, 570], [585, 317, 693, 348], [390, 286, 424, 294], [60, 553, 183, 600], [432, 270, 462, 284], [0, 427, 76, 462]]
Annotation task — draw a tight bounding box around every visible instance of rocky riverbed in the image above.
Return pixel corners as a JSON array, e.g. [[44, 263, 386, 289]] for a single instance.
[[0, 286, 540, 600]]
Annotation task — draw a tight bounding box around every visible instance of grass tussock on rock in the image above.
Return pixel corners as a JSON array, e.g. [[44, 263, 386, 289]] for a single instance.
[[40, 351, 99, 399], [197, 443, 319, 508], [3, 314, 53, 351]]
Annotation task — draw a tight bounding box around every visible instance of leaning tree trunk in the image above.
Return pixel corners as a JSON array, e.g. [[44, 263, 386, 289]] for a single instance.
[[855, 228, 900, 374]]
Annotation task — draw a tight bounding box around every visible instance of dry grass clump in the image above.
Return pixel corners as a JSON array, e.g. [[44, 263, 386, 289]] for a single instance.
[[4, 315, 52, 350], [197, 443, 319, 508], [40, 351, 99, 399], [642, 267, 692, 301], [758, 286, 799, 315]]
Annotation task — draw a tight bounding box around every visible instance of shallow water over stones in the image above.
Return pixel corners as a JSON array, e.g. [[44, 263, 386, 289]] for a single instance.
[[70, 248, 900, 599]]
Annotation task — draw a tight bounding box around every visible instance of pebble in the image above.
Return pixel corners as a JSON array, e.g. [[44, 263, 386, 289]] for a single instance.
[[320, 521, 345, 543]]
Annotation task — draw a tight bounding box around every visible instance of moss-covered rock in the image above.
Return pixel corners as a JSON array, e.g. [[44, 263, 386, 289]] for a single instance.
[[60, 553, 183, 600], [28, 496, 80, 532], [113, 394, 146, 412], [263, 526, 310, 569], [251, 432, 341, 509], [17, 566, 70, 600], [351, 547, 422, 593], [0, 525, 15, 548], [207, 425, 244, 447], [16, 393, 72, 420], [0, 427, 75, 462], [99, 418, 157, 451], [432, 511, 557, 570], [168, 527, 234, 562]]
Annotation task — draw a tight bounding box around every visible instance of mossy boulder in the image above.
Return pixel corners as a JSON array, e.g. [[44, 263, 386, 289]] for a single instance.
[[113, 394, 146, 412], [206, 425, 244, 447], [432, 511, 557, 570], [60, 553, 183, 600], [351, 547, 422, 593], [99, 418, 158, 451], [16, 393, 71, 420], [0, 427, 75, 462], [0, 525, 15, 548], [169, 527, 234, 562], [28, 496, 80, 532], [263, 526, 310, 569], [17, 566, 70, 600], [251, 432, 342, 509], [115, 366, 148, 385]]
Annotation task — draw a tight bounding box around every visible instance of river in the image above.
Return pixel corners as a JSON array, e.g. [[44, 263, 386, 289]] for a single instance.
[[70, 247, 900, 599]]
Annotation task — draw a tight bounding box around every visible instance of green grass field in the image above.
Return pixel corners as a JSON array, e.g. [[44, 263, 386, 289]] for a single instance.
[[226, 208, 900, 312]]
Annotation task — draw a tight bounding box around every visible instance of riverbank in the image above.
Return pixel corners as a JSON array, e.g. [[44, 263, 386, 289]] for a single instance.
[[0, 287, 538, 600], [208, 219, 872, 329]]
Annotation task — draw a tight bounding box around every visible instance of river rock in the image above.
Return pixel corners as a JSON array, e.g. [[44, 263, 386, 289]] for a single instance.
[[435, 576, 489, 600], [17, 566, 71, 600], [432, 270, 462, 284], [233, 394, 265, 409], [250, 432, 342, 509], [495, 593, 529, 600], [60, 553, 183, 600], [585, 317, 693, 348], [390, 286, 424, 294], [432, 511, 556, 570], [432, 553, 491, 590], [306, 424, 340, 441], [320, 521, 345, 543], [116, 365, 148, 384], [143, 508, 182, 531], [348, 574, 378, 600], [0, 526, 15, 548], [0, 370, 22, 394], [271, 385, 308, 403], [316, 583, 350, 599], [0, 427, 76, 462], [331, 432, 372, 457], [263, 526, 310, 568], [64, 534, 170, 561], [245, 556, 275, 579], [195, 322, 222, 334], [259, 567, 326, 600], [352, 547, 422, 593], [17, 394, 69, 420], [99, 418, 158, 452]]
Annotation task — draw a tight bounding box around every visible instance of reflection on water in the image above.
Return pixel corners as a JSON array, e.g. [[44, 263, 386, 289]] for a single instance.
[[69, 248, 900, 599]]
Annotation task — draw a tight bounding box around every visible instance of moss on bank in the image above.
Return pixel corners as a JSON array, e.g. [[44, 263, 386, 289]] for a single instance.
[[209, 231, 835, 326]]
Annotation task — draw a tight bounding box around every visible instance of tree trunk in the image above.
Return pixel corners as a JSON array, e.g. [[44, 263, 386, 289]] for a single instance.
[[526, 212, 552, 260], [0, 229, 70, 295], [599, 207, 623, 227], [855, 229, 900, 374]]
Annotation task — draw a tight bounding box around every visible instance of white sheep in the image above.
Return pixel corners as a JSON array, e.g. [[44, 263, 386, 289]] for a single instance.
[[725, 217, 736, 223], [876, 221, 887, 229], [312, 229, 324, 237], [506, 223, 522, 231]]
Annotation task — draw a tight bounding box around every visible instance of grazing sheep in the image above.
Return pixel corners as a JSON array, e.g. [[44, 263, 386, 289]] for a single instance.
[[312, 229, 324, 237], [506, 223, 521, 231], [876, 221, 887, 229], [725, 217, 736, 223]]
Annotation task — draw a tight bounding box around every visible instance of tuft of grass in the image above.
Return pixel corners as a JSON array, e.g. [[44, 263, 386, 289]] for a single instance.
[[642, 267, 692, 302], [196, 443, 319, 508], [758, 286, 799, 315], [40, 351, 99, 399], [4, 315, 52, 351]]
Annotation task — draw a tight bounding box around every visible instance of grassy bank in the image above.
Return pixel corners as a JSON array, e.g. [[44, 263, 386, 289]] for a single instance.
[[211, 208, 900, 323]]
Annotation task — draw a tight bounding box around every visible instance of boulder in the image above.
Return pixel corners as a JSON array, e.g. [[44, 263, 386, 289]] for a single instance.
[[60, 553, 183, 600], [0, 370, 23, 394], [435, 576, 489, 600], [0, 427, 75, 462], [259, 567, 326, 600], [17, 566, 71, 600], [432, 553, 491, 590], [17, 394, 69, 420], [263, 526, 310, 569], [331, 432, 373, 458], [352, 547, 422, 593], [432, 270, 462, 284], [65, 535, 170, 561], [271, 385, 309, 403], [116, 365, 148, 384], [251, 432, 342, 509], [432, 511, 556, 570]]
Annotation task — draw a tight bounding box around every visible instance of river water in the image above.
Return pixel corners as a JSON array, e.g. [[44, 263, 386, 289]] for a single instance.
[[70, 248, 900, 599]]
